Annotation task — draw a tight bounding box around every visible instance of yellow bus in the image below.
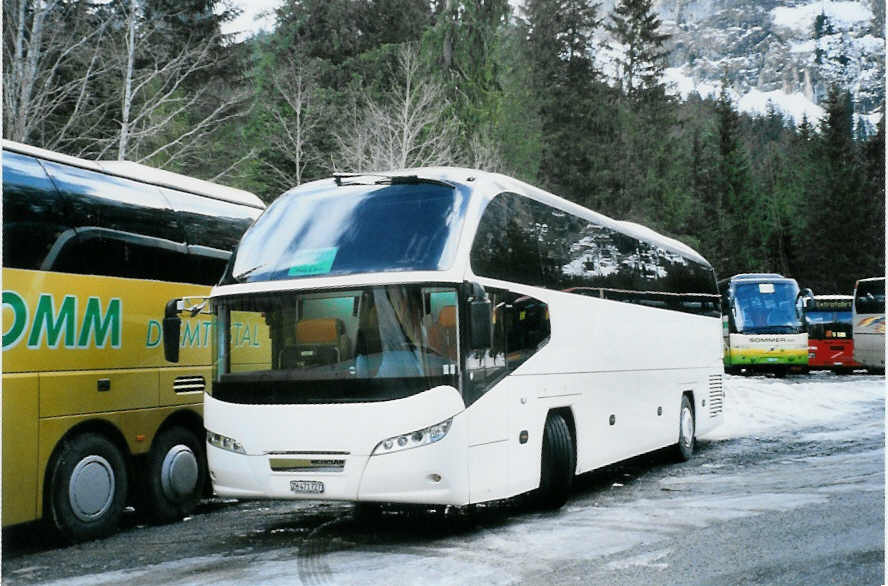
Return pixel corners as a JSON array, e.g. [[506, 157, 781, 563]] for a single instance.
[[2, 140, 266, 541]]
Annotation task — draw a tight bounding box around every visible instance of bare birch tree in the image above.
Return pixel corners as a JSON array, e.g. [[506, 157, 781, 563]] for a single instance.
[[93, 0, 249, 165], [261, 55, 322, 192], [333, 43, 459, 172], [3, 0, 112, 150]]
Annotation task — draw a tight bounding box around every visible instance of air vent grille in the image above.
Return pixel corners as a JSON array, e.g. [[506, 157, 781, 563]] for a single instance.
[[173, 375, 206, 393], [708, 374, 724, 417]]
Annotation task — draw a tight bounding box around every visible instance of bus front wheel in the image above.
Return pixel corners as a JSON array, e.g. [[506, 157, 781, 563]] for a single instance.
[[534, 413, 575, 510], [674, 395, 695, 462], [49, 433, 128, 542], [143, 427, 207, 524]]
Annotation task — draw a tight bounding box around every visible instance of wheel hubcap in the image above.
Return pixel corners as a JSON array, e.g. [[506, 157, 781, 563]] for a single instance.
[[69, 455, 115, 522], [680, 407, 694, 448], [161, 444, 198, 502]]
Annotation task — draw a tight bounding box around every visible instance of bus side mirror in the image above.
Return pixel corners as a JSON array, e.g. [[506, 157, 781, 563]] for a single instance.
[[797, 288, 815, 317], [163, 298, 182, 363], [464, 281, 492, 350]]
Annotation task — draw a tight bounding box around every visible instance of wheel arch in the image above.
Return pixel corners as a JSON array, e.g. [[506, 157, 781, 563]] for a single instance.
[[545, 406, 577, 468], [42, 418, 132, 520], [151, 408, 205, 451]]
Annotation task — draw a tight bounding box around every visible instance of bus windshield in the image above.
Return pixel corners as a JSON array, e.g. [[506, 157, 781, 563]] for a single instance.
[[212, 285, 460, 404], [732, 281, 802, 334], [230, 182, 467, 283], [807, 309, 853, 339]]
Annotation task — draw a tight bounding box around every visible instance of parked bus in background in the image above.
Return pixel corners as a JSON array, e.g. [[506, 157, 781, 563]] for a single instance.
[[2, 140, 266, 541], [164, 168, 725, 513], [805, 295, 859, 373], [852, 277, 885, 374], [719, 273, 812, 376]]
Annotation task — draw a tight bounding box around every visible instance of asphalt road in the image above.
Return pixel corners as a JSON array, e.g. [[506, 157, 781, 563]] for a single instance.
[[2, 373, 884, 585]]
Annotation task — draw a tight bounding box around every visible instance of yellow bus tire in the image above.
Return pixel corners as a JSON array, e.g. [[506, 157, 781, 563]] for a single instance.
[[144, 427, 207, 524], [49, 433, 128, 542]]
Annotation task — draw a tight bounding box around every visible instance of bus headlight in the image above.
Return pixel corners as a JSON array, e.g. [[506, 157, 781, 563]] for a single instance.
[[371, 418, 453, 456], [207, 430, 246, 454]]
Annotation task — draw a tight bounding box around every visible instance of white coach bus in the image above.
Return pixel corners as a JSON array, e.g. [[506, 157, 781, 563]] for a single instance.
[[852, 277, 885, 374], [164, 169, 725, 509]]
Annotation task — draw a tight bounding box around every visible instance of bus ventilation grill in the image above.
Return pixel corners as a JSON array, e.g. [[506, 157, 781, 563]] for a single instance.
[[708, 375, 724, 417], [173, 376, 206, 393]]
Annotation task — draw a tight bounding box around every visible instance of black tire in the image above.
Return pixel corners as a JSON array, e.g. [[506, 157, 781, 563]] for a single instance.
[[48, 433, 128, 542], [143, 427, 207, 524], [353, 502, 385, 523], [535, 413, 575, 510], [674, 395, 695, 462]]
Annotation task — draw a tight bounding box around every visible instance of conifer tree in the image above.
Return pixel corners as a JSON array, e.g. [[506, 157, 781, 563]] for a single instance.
[[521, 0, 605, 204], [606, 0, 671, 101]]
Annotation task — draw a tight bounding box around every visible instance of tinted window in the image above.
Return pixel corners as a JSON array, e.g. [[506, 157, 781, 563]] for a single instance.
[[230, 182, 468, 283], [464, 288, 550, 406], [162, 188, 261, 285], [855, 279, 885, 314], [2, 151, 71, 270], [41, 160, 189, 280], [51, 232, 190, 282], [471, 193, 719, 316], [470, 193, 545, 287], [43, 161, 181, 242], [162, 188, 259, 251]]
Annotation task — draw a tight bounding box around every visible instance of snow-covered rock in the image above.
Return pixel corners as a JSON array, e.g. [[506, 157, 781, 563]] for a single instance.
[[597, 0, 884, 130]]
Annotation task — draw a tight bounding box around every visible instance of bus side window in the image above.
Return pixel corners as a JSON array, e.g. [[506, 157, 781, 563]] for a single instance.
[[503, 292, 550, 372], [41, 161, 189, 281], [470, 194, 545, 288], [162, 188, 261, 285], [463, 289, 508, 406], [2, 151, 72, 270]]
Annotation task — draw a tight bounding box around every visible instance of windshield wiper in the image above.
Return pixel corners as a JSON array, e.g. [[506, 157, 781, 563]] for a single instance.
[[333, 173, 453, 188], [233, 264, 265, 281]]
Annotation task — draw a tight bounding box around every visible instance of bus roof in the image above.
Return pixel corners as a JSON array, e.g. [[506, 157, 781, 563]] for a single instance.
[[856, 276, 885, 284], [303, 167, 711, 268], [718, 273, 796, 285], [3, 139, 265, 210]]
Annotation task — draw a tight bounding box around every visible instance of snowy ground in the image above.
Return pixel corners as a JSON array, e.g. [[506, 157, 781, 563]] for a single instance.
[[4, 373, 884, 585]]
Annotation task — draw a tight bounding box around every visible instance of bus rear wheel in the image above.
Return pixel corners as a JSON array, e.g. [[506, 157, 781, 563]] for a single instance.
[[49, 433, 128, 542], [143, 427, 206, 524], [674, 395, 695, 462], [534, 413, 575, 510]]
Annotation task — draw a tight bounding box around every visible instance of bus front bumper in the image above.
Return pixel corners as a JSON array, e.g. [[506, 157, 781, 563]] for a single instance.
[[207, 417, 470, 505]]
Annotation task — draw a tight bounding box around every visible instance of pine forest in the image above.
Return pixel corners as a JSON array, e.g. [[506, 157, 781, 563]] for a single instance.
[[4, 0, 885, 294]]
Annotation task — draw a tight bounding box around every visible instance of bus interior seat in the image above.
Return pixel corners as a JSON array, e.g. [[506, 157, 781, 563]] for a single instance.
[[280, 317, 350, 368], [428, 305, 457, 360]]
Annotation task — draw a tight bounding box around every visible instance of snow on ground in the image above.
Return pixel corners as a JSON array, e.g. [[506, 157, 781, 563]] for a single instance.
[[35, 374, 885, 586], [703, 372, 885, 441], [771, 1, 873, 33]]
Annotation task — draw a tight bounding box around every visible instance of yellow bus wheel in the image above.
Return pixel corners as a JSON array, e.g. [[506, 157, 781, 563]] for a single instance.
[[49, 433, 127, 542], [144, 427, 206, 524]]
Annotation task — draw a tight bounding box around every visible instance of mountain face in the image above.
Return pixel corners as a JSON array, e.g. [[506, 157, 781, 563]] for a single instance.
[[600, 0, 885, 129]]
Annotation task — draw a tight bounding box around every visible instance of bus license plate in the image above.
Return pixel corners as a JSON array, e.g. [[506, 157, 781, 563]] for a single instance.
[[290, 480, 324, 494]]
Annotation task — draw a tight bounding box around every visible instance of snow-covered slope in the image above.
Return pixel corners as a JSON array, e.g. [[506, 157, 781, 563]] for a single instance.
[[600, 0, 884, 129]]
